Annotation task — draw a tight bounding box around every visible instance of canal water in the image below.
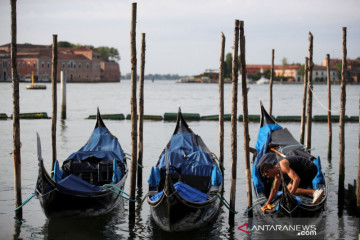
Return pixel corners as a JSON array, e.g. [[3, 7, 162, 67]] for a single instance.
[[0, 81, 359, 239]]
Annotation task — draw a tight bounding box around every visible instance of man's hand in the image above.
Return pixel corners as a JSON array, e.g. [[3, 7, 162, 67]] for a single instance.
[[261, 203, 275, 214]]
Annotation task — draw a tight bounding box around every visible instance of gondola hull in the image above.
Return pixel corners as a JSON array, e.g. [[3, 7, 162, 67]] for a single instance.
[[252, 102, 327, 220], [148, 186, 220, 232], [36, 160, 127, 219]]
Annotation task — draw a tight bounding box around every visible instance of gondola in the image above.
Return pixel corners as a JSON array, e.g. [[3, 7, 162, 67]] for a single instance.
[[35, 108, 128, 219], [251, 102, 327, 219], [147, 108, 223, 232]]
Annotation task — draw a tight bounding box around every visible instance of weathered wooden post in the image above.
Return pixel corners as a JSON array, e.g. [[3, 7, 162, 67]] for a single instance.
[[357, 97, 360, 215], [229, 19, 239, 225], [338, 27, 347, 196], [218, 32, 225, 175], [51, 34, 58, 177], [269, 49, 274, 115], [11, 0, 22, 220], [326, 54, 332, 159], [129, 2, 138, 214], [60, 71, 66, 120], [300, 57, 308, 145], [305, 32, 313, 152], [137, 33, 145, 188], [240, 21, 252, 216]]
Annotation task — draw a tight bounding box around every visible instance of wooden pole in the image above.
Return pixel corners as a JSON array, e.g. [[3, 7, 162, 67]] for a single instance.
[[338, 27, 347, 195], [229, 19, 239, 224], [60, 71, 66, 120], [137, 33, 145, 188], [129, 2, 138, 213], [240, 21, 252, 215], [356, 98, 360, 216], [218, 32, 225, 175], [269, 49, 274, 116], [357, 97, 360, 215], [11, 0, 22, 220], [300, 57, 308, 145], [51, 34, 58, 177], [326, 54, 332, 159], [305, 32, 313, 152]]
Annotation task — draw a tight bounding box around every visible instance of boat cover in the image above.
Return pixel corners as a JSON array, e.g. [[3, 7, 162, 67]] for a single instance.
[[312, 156, 325, 189], [211, 165, 222, 186], [150, 181, 209, 202], [56, 174, 102, 195], [64, 127, 125, 163], [112, 159, 122, 183], [148, 166, 161, 188], [157, 132, 213, 177], [252, 124, 282, 193]]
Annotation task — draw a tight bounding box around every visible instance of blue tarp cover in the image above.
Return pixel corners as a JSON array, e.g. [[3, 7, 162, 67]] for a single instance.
[[312, 156, 325, 189], [157, 132, 213, 176], [65, 127, 124, 163], [148, 166, 161, 188], [211, 165, 222, 186], [57, 174, 102, 194], [52, 160, 63, 183], [112, 159, 122, 183], [150, 181, 209, 202], [252, 124, 282, 193]]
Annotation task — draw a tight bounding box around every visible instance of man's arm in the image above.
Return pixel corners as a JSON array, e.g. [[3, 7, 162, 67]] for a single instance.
[[261, 174, 280, 213], [280, 159, 300, 195]]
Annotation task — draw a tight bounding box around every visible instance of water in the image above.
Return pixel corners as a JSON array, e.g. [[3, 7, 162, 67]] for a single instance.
[[0, 81, 359, 239]]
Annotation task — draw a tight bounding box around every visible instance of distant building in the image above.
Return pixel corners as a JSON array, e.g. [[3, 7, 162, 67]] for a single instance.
[[0, 44, 120, 82], [322, 57, 360, 83]]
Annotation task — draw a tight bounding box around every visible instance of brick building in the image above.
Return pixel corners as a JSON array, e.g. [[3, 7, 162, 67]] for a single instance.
[[322, 57, 360, 83], [0, 44, 120, 82]]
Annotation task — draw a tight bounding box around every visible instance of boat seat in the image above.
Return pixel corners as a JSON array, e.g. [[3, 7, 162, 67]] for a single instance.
[[180, 174, 211, 193]]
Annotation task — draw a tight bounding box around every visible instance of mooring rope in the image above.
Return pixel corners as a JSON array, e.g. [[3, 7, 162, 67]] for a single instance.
[[14, 193, 35, 211], [216, 193, 238, 214], [307, 80, 344, 113], [101, 184, 136, 202]]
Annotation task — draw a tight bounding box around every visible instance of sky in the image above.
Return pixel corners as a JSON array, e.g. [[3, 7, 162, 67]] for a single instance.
[[0, 0, 359, 76]]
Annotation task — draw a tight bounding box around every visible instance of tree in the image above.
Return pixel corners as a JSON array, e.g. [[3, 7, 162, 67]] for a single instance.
[[96, 46, 120, 61], [224, 52, 232, 78]]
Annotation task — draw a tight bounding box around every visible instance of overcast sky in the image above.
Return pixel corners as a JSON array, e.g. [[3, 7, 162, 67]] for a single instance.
[[0, 0, 359, 75]]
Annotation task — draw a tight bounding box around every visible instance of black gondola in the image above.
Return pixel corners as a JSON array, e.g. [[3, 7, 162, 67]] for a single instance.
[[35, 108, 128, 219], [147, 108, 223, 232], [251, 102, 327, 219]]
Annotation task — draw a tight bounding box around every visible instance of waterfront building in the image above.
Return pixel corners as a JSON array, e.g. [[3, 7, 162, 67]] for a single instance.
[[0, 44, 120, 82]]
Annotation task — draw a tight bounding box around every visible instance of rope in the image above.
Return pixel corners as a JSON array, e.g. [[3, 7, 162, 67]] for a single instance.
[[216, 193, 238, 214], [244, 199, 267, 213], [102, 184, 130, 196], [102, 186, 136, 202], [307, 80, 343, 113], [14, 193, 35, 211]]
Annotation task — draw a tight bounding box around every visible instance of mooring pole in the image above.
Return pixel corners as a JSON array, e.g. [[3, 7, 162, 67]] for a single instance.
[[269, 49, 274, 116], [240, 21, 252, 216], [300, 57, 308, 145], [137, 33, 145, 188], [229, 19, 239, 225], [218, 32, 225, 176], [357, 97, 360, 215], [51, 34, 58, 178], [60, 71, 66, 120], [129, 2, 138, 214], [338, 27, 347, 196], [305, 32, 313, 152], [326, 54, 332, 159], [11, 0, 22, 220]]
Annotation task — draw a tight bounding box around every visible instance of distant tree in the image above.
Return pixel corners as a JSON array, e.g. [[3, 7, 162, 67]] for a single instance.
[[96, 46, 120, 61], [58, 41, 74, 48], [297, 64, 305, 76], [224, 52, 232, 78]]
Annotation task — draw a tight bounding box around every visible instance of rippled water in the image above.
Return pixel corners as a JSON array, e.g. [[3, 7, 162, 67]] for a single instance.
[[0, 81, 359, 239]]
